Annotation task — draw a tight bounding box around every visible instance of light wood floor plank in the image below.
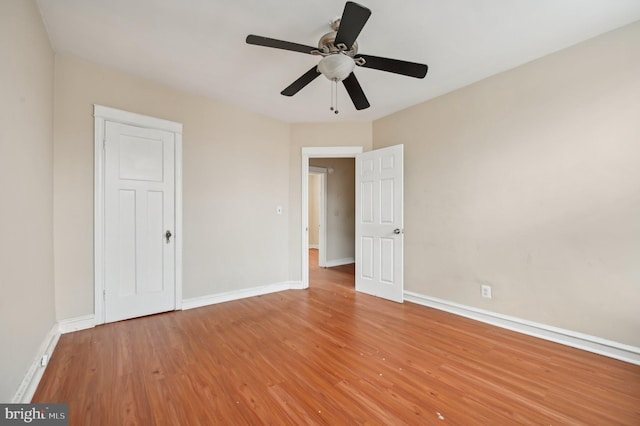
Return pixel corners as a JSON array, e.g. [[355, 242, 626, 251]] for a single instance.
[[33, 250, 640, 424]]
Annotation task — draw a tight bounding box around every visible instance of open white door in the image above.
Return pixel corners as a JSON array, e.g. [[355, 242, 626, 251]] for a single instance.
[[104, 121, 176, 322], [355, 144, 404, 302]]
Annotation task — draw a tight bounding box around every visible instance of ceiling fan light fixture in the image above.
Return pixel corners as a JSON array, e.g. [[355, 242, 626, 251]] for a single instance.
[[318, 54, 355, 82]]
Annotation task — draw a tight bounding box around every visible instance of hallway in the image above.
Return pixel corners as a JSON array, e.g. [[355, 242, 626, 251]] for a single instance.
[[308, 248, 354, 290]]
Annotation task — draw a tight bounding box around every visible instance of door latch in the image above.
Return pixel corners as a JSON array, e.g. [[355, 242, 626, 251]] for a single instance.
[[165, 230, 172, 243]]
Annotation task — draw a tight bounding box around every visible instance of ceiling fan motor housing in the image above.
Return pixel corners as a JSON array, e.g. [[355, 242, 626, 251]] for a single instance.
[[317, 29, 358, 56]]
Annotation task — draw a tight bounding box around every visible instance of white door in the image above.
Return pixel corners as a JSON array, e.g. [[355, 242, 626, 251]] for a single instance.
[[355, 144, 404, 302], [104, 121, 176, 322]]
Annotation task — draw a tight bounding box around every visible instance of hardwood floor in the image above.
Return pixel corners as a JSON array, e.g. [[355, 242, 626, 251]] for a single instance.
[[33, 250, 640, 425]]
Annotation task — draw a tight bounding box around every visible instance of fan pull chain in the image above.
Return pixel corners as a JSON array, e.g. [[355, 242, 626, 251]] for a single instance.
[[330, 80, 334, 112], [335, 80, 339, 114], [329, 79, 339, 114]]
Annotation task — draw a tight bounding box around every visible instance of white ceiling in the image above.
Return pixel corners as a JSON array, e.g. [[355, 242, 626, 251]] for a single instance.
[[36, 0, 640, 123]]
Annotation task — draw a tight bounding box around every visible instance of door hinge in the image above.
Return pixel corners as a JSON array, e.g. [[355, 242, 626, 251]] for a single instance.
[[103, 289, 106, 300]]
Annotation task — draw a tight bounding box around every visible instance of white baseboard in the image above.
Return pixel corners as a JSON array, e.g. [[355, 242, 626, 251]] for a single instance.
[[309, 244, 319, 249], [182, 281, 305, 310], [58, 314, 96, 334], [12, 324, 60, 403], [288, 281, 305, 290], [324, 257, 355, 268], [11, 314, 96, 402], [404, 291, 640, 366]]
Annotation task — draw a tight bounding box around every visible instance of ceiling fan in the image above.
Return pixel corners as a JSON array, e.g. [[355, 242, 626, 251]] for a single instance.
[[246, 1, 428, 113]]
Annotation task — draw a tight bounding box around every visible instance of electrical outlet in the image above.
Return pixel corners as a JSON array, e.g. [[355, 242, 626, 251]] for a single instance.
[[481, 284, 492, 299], [41, 354, 49, 367]]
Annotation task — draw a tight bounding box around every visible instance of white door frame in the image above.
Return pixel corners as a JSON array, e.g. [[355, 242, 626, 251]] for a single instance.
[[308, 166, 327, 267], [94, 105, 183, 325], [301, 146, 362, 288]]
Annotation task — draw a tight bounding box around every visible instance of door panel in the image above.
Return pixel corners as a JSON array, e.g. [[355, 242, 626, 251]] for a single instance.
[[380, 237, 395, 283], [355, 144, 404, 303], [144, 191, 164, 293], [380, 178, 395, 223], [361, 181, 374, 223], [118, 189, 137, 297], [105, 122, 176, 323], [118, 134, 165, 181], [361, 236, 375, 279]]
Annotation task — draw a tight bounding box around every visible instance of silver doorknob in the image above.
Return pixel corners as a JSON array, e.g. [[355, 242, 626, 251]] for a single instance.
[[393, 228, 401, 234], [165, 230, 172, 243]]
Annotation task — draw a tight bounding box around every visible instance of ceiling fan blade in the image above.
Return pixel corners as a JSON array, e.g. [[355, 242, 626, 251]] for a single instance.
[[281, 66, 321, 97], [355, 54, 428, 79], [335, 2, 371, 50], [246, 34, 316, 55], [342, 73, 370, 110]]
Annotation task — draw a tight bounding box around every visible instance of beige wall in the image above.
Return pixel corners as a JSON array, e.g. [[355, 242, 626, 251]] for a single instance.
[[309, 158, 356, 263], [0, 0, 56, 401], [308, 174, 321, 247], [53, 55, 291, 319], [374, 22, 640, 346], [289, 123, 372, 280]]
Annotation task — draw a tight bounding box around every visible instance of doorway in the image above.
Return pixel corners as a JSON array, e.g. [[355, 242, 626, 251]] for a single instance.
[[308, 166, 327, 268], [301, 147, 362, 288], [309, 159, 357, 270], [301, 145, 405, 303]]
